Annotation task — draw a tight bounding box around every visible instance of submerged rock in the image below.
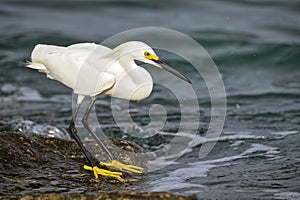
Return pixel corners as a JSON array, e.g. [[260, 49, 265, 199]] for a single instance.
[[0, 131, 197, 200]]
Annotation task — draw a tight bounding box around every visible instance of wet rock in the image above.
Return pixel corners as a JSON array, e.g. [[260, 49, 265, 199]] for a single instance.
[[5, 191, 198, 200], [0, 131, 197, 200]]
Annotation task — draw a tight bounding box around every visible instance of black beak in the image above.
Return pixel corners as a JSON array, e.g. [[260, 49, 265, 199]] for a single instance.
[[153, 59, 192, 84]]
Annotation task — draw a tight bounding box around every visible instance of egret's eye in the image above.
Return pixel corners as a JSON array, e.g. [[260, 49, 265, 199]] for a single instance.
[[144, 51, 159, 61]]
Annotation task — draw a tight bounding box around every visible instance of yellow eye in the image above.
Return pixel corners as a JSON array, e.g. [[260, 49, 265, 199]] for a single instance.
[[144, 52, 150, 56]]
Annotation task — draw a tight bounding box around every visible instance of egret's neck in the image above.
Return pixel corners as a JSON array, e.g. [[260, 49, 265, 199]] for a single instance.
[[110, 46, 139, 71], [106, 47, 153, 100], [117, 54, 138, 71]]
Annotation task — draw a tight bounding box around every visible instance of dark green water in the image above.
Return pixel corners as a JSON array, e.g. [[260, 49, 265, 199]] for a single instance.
[[0, 0, 300, 199]]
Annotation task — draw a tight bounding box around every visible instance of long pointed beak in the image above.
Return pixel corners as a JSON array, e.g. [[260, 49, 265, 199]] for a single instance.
[[153, 59, 192, 84]]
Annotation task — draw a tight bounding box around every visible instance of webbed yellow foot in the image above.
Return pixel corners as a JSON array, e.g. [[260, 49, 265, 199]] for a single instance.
[[100, 160, 143, 174], [83, 165, 124, 182]]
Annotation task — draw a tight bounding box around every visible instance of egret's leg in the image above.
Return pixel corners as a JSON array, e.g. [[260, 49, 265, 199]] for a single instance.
[[68, 102, 123, 181], [82, 97, 143, 174], [81, 96, 114, 160], [68, 103, 98, 166]]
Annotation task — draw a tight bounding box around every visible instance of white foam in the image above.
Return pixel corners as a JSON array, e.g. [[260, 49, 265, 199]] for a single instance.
[[150, 165, 207, 192], [16, 87, 43, 101], [274, 191, 300, 200], [150, 181, 204, 192], [147, 131, 271, 173], [243, 143, 279, 155], [270, 131, 299, 137], [149, 141, 281, 193], [230, 141, 245, 148]]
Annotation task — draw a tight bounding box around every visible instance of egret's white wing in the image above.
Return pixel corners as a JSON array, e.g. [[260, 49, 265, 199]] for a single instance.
[[73, 62, 115, 97], [67, 43, 112, 60], [68, 43, 98, 49], [68, 43, 111, 52], [67, 43, 118, 76], [29, 44, 115, 96], [30, 44, 82, 88]]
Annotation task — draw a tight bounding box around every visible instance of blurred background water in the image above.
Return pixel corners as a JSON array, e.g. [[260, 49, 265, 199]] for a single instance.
[[0, 0, 300, 199]]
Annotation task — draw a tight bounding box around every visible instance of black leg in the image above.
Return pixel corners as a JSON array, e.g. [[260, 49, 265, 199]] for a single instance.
[[67, 97, 126, 181], [68, 118, 100, 167], [68, 101, 100, 167], [82, 96, 115, 161]]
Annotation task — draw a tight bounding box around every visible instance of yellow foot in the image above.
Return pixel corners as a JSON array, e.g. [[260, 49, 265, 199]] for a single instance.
[[83, 165, 124, 182], [100, 160, 143, 174]]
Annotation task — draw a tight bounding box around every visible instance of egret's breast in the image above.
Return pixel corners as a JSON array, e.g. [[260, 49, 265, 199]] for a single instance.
[[105, 65, 153, 101]]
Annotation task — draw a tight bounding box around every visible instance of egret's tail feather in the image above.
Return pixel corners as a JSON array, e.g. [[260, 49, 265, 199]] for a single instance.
[[26, 61, 51, 77], [26, 61, 46, 70]]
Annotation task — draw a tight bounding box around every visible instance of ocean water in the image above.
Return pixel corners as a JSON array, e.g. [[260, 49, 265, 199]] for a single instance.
[[1, 0, 300, 199]]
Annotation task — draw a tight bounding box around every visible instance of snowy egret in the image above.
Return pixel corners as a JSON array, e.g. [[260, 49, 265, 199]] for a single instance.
[[27, 41, 191, 181]]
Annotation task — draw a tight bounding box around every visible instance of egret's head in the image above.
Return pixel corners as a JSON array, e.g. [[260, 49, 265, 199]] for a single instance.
[[142, 50, 192, 84], [115, 41, 191, 84]]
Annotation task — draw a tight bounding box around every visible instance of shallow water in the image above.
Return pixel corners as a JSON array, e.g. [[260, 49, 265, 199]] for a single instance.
[[1, 0, 300, 199]]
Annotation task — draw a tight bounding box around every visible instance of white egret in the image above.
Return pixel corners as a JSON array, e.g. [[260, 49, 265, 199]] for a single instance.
[[27, 41, 191, 181]]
